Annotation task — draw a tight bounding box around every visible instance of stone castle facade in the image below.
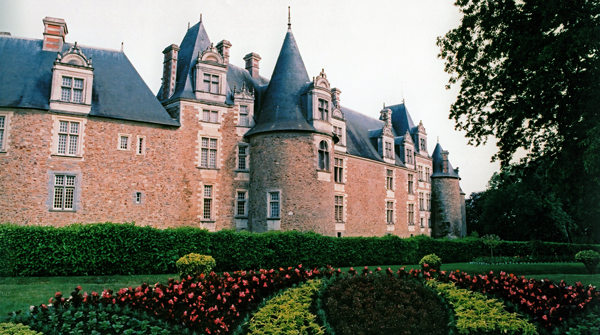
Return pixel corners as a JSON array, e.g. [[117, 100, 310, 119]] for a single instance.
[[0, 16, 466, 238]]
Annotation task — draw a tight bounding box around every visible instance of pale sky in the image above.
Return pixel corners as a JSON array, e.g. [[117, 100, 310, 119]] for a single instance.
[[0, 0, 502, 196]]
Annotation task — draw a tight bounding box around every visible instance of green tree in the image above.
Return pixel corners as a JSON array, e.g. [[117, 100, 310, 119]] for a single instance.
[[438, 0, 600, 242]]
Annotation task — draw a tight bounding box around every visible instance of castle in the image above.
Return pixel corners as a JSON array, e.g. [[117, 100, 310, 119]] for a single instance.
[[0, 16, 466, 238]]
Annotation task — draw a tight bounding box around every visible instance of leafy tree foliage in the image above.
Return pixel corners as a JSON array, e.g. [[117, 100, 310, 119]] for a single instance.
[[439, 0, 600, 242]]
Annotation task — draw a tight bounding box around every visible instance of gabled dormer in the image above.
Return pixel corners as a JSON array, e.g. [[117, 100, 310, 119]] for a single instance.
[[414, 120, 428, 156], [399, 130, 415, 167], [330, 88, 346, 152], [379, 108, 395, 164], [194, 43, 227, 103], [49, 42, 94, 115], [234, 82, 255, 133], [307, 69, 332, 133]]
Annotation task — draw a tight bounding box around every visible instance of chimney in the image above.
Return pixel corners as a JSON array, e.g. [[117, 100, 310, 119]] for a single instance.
[[42, 17, 68, 52], [161, 44, 180, 100], [216, 40, 232, 65], [244, 52, 261, 78], [441, 150, 449, 174], [331, 88, 341, 108]]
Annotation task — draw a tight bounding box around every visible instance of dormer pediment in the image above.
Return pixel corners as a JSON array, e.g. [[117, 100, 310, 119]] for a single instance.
[[198, 43, 225, 66], [379, 108, 394, 138], [313, 68, 330, 90], [417, 120, 427, 135], [234, 82, 254, 102], [332, 107, 344, 120], [55, 42, 93, 68], [402, 130, 414, 144]]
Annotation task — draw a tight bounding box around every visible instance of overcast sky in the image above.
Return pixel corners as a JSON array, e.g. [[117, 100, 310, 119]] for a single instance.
[[0, 0, 503, 196]]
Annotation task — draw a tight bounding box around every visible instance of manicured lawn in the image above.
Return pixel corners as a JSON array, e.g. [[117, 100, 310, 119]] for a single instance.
[[0, 273, 177, 319], [2, 262, 598, 321]]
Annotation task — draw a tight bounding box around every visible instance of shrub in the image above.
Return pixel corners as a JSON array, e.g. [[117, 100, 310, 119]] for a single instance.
[[419, 253, 442, 271], [176, 253, 216, 279], [426, 279, 537, 335], [575, 250, 600, 274], [0, 323, 42, 335], [482, 234, 501, 257], [245, 280, 324, 335], [322, 274, 451, 335], [6, 304, 188, 335], [565, 304, 600, 335]]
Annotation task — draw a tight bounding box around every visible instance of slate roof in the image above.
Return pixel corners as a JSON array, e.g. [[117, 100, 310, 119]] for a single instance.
[[388, 102, 416, 137], [245, 28, 316, 136], [0, 35, 179, 126], [431, 143, 461, 179], [161, 21, 268, 106]]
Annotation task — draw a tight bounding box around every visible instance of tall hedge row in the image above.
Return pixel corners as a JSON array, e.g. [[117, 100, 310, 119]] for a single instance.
[[1, 223, 598, 277]]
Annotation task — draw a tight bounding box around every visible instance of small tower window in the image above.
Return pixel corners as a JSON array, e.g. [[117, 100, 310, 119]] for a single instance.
[[269, 191, 280, 218], [318, 140, 329, 171], [318, 99, 329, 121]]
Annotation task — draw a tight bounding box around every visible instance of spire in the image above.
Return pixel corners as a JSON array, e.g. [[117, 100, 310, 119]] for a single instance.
[[245, 24, 315, 136], [288, 6, 291, 30]]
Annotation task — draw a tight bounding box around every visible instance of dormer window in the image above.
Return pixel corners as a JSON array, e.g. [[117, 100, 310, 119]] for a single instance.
[[194, 43, 227, 103], [420, 138, 427, 152], [318, 99, 329, 121], [239, 105, 249, 126], [50, 42, 93, 115], [384, 141, 393, 159], [61, 77, 84, 103], [406, 149, 413, 164]]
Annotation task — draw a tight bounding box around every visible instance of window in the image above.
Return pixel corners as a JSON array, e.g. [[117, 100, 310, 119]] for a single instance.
[[238, 145, 248, 170], [137, 136, 145, 155], [420, 218, 424, 228], [408, 174, 414, 194], [425, 167, 431, 182], [384, 141, 393, 159], [408, 204, 414, 225], [318, 99, 329, 121], [335, 195, 344, 223], [333, 126, 344, 145], [318, 140, 329, 171], [118, 135, 130, 150], [0, 115, 5, 151], [134, 192, 142, 204], [386, 169, 394, 190], [201, 137, 218, 168], [203, 74, 219, 93], [419, 192, 424, 210], [428, 218, 431, 227], [420, 138, 426, 152], [418, 165, 424, 181], [427, 193, 431, 211], [268, 191, 280, 218], [60, 76, 84, 103], [406, 149, 413, 164], [236, 191, 247, 217], [203, 185, 213, 220], [239, 105, 249, 126], [57, 120, 80, 156], [386, 201, 394, 224], [334, 158, 343, 183], [202, 110, 219, 123], [53, 174, 76, 211]]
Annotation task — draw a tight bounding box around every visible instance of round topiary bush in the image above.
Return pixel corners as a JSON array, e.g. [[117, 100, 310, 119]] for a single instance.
[[176, 253, 216, 279], [419, 253, 442, 272], [575, 250, 600, 274], [322, 275, 451, 335]]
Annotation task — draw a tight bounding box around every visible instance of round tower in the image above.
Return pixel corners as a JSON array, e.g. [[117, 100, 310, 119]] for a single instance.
[[245, 23, 334, 235], [430, 143, 465, 238]]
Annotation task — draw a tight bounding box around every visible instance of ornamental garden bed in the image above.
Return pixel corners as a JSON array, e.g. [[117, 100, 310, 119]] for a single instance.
[[2, 263, 600, 335]]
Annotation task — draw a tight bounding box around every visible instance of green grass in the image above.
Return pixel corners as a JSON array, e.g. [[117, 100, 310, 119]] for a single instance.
[[0, 274, 177, 320], [1, 262, 598, 322]]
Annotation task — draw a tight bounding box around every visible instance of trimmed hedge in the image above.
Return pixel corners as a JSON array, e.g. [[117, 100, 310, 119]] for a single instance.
[[1, 223, 599, 277]]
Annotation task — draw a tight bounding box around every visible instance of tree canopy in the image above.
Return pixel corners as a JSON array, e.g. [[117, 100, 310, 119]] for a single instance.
[[439, 0, 600, 242]]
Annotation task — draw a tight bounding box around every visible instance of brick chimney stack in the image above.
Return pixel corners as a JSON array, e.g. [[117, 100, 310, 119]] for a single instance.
[[441, 150, 449, 173], [42, 17, 68, 52], [244, 52, 261, 78], [161, 44, 180, 100], [216, 40, 232, 65]]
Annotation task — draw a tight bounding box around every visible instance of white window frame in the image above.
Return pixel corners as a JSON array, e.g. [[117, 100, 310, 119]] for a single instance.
[[203, 73, 220, 94], [54, 117, 84, 157], [333, 125, 344, 146], [408, 203, 415, 225], [239, 105, 249, 127], [419, 192, 425, 211], [52, 173, 77, 211], [335, 195, 344, 223], [318, 98, 329, 121], [236, 190, 248, 217], [384, 141, 393, 159], [118, 134, 131, 151], [203, 185, 214, 221], [334, 158, 344, 183], [386, 169, 394, 190], [200, 137, 218, 169], [268, 191, 280, 219], [136, 136, 146, 155], [318, 140, 330, 171], [0, 112, 11, 152], [237, 144, 249, 170], [408, 174, 414, 194], [134, 191, 143, 204], [201, 109, 220, 123], [60, 76, 85, 103], [386, 201, 394, 224]]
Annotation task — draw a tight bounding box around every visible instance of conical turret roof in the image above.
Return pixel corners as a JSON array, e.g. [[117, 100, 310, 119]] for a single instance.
[[431, 143, 460, 179], [245, 27, 315, 136]]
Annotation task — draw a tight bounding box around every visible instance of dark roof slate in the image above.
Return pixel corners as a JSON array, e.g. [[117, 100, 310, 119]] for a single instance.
[[431, 142, 460, 179], [0, 36, 178, 126], [245, 29, 315, 136], [387, 102, 416, 136]]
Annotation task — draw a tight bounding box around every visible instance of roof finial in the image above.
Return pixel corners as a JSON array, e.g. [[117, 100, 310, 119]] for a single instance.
[[383, 102, 385, 108], [120, 42, 123, 52], [188, 22, 190, 29], [437, 136, 439, 143], [401, 81, 404, 104], [288, 6, 291, 29], [200, 13, 202, 22]]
